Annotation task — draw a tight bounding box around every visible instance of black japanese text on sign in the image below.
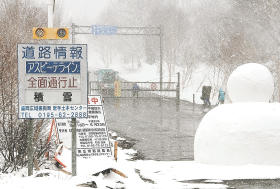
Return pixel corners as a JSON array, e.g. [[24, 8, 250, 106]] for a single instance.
[[77, 95, 112, 158]]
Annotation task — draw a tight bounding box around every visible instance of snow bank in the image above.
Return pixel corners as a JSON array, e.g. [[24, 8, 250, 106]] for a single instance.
[[227, 63, 274, 102], [135, 160, 280, 181], [194, 103, 280, 165]]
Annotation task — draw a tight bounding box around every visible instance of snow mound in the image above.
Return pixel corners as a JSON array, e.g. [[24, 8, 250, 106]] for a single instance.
[[227, 63, 274, 103], [194, 103, 280, 165]]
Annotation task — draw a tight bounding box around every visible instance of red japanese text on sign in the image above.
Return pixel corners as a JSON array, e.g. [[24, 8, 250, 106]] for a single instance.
[[26, 76, 79, 89]]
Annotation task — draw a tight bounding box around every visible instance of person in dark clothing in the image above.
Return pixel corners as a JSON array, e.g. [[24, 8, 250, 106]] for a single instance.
[[132, 83, 140, 98], [201, 86, 211, 108]]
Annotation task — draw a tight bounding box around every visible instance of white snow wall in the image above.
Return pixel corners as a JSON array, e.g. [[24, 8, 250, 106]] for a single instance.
[[194, 103, 280, 165]]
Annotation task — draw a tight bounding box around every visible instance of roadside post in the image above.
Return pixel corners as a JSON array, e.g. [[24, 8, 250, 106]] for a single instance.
[[27, 119, 33, 176], [114, 141, 118, 161], [17, 44, 88, 176], [114, 80, 121, 97], [176, 72, 180, 111], [193, 94, 195, 112], [71, 118, 77, 176], [72, 23, 77, 176], [160, 25, 163, 91]]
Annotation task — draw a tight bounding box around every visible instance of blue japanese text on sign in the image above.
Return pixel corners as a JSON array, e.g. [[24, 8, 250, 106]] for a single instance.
[[91, 25, 117, 35], [26, 61, 80, 74]]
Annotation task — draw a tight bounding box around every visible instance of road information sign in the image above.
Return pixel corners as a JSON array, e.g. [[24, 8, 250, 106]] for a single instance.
[[56, 95, 112, 158], [18, 44, 88, 119]]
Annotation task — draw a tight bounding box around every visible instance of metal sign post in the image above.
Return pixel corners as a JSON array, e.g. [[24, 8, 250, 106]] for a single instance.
[[71, 25, 77, 176], [27, 119, 33, 176], [159, 25, 163, 91], [71, 117, 77, 176]]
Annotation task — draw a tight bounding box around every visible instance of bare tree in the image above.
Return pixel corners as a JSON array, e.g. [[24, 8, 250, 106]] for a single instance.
[[95, 0, 280, 102], [0, 0, 53, 173]]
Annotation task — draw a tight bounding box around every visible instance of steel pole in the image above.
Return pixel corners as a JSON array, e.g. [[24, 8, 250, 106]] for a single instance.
[[71, 118, 77, 176], [27, 119, 33, 176], [193, 94, 195, 112], [71, 23, 77, 176], [159, 26, 163, 91], [176, 72, 180, 111], [47, 0, 54, 28], [72, 23, 75, 44]]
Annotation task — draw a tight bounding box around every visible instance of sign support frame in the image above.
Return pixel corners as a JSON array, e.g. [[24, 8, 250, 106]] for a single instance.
[[71, 23, 77, 176], [72, 24, 163, 90], [71, 117, 77, 176]]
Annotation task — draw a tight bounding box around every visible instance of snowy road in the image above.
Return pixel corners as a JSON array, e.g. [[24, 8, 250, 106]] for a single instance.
[[104, 98, 203, 161]]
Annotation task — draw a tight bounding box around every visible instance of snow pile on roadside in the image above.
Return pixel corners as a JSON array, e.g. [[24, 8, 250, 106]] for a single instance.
[[194, 103, 280, 165], [2, 132, 280, 189], [0, 131, 229, 189], [135, 160, 280, 181], [0, 145, 149, 189], [227, 63, 274, 103]]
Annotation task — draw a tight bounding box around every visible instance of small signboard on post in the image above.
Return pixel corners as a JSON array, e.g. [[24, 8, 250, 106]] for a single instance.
[[18, 44, 88, 119], [77, 95, 112, 158], [56, 95, 112, 158]]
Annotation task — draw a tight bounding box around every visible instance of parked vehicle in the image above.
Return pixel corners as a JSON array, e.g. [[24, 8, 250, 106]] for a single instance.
[[94, 69, 119, 96]]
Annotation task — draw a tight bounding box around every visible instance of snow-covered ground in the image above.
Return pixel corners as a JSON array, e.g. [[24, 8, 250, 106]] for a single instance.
[[3, 56, 279, 188], [2, 1, 279, 189], [1, 61, 277, 188], [2, 136, 280, 189]]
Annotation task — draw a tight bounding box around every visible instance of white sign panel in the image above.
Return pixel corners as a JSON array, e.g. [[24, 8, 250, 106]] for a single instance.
[[56, 119, 72, 147], [56, 95, 112, 158], [18, 44, 88, 119], [77, 95, 112, 158]]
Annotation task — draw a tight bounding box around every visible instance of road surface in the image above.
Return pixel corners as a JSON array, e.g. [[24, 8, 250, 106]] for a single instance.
[[104, 98, 203, 161]]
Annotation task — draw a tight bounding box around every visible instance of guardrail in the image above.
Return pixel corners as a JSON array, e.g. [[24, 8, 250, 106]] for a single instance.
[[89, 81, 178, 98], [89, 73, 181, 105]]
